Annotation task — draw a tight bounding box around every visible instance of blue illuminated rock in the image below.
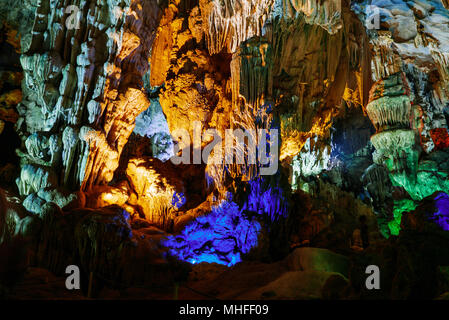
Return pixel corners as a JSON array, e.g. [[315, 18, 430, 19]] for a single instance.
[[162, 200, 261, 266]]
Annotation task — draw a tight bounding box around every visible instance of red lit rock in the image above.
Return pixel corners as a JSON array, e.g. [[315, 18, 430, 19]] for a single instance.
[[430, 128, 449, 150]]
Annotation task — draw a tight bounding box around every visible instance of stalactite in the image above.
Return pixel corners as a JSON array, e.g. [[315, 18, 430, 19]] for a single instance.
[[287, 0, 343, 34], [366, 72, 413, 132], [230, 37, 272, 110], [292, 135, 331, 187], [199, 0, 274, 54], [370, 33, 403, 82], [366, 96, 412, 131], [370, 129, 416, 154], [430, 47, 449, 102]]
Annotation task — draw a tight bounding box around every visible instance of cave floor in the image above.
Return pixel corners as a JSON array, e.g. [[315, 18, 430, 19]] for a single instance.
[[6, 258, 315, 300], [7, 267, 206, 300]]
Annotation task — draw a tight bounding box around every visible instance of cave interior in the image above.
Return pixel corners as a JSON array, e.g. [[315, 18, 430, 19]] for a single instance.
[[1, 0, 449, 300]]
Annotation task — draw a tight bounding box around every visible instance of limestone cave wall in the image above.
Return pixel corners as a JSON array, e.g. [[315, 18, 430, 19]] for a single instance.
[[1, 0, 449, 300]]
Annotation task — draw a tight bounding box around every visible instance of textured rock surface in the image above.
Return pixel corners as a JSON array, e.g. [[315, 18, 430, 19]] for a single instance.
[[248, 270, 348, 299], [125, 157, 185, 228], [285, 0, 343, 34], [199, 0, 275, 54], [151, 2, 233, 144], [15, 0, 164, 197], [0, 188, 41, 243]]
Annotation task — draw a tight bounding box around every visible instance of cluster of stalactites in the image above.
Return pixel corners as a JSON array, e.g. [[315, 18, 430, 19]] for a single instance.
[[430, 47, 449, 101], [367, 96, 412, 132], [199, 0, 275, 54], [203, 36, 276, 194], [230, 37, 273, 111], [282, 0, 343, 34], [366, 72, 413, 133], [366, 71, 420, 184], [291, 135, 331, 191], [370, 33, 403, 82]]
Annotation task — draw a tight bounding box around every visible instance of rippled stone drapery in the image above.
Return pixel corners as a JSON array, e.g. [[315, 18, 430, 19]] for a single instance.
[[199, 0, 275, 55]]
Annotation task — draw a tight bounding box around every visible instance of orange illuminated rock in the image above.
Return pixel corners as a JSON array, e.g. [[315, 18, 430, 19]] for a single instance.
[[0, 89, 21, 106], [149, 4, 179, 87], [0, 107, 19, 123], [125, 157, 185, 227], [85, 185, 130, 209], [152, 3, 233, 143], [5, 26, 20, 53], [0, 89, 20, 123]]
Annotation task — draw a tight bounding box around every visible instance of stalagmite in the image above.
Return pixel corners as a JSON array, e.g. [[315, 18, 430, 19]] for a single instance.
[[370, 34, 403, 82]]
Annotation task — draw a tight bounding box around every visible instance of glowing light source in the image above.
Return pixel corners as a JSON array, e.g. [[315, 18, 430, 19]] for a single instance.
[[103, 193, 113, 201]]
